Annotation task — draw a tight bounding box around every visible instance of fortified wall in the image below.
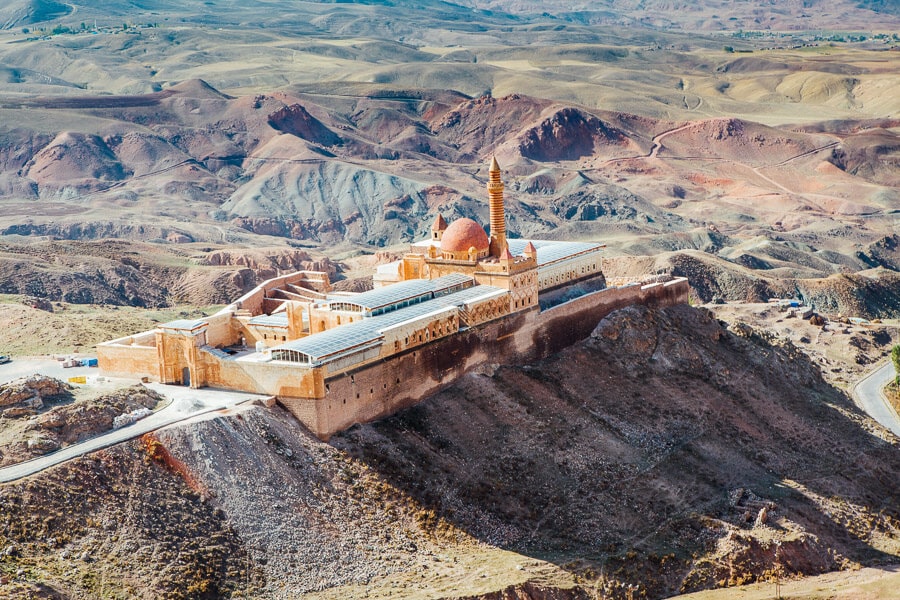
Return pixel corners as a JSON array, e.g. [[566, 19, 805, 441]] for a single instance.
[[98, 157, 690, 440], [282, 278, 689, 438]]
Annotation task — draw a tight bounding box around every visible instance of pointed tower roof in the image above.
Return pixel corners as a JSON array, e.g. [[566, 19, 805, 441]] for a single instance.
[[523, 241, 537, 254], [431, 213, 448, 232], [489, 155, 500, 172], [499, 245, 514, 261]]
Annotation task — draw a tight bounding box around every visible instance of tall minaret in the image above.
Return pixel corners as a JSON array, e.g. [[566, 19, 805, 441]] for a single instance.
[[487, 156, 506, 257]]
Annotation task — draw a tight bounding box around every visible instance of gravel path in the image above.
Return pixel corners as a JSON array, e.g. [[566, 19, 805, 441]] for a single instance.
[[0, 364, 266, 483]]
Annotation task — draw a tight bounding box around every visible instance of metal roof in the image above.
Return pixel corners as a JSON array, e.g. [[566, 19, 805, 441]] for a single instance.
[[248, 314, 289, 328], [326, 273, 473, 312], [506, 239, 603, 267], [272, 283, 504, 365], [159, 319, 208, 331]]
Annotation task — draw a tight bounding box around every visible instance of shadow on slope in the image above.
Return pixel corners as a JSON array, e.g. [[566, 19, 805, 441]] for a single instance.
[[333, 304, 900, 599]]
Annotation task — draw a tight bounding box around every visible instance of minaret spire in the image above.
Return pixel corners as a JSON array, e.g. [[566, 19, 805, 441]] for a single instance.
[[487, 156, 506, 257]]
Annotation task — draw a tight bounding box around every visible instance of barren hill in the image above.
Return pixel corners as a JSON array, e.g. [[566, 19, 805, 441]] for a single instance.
[[2, 304, 897, 599], [0, 77, 897, 314]]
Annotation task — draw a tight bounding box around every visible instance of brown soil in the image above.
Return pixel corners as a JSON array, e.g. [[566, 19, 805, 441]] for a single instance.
[[0, 380, 164, 467], [1, 304, 898, 599], [0, 442, 260, 599]]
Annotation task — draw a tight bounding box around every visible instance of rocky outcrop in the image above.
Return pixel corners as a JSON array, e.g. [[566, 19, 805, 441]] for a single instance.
[[0, 384, 163, 465], [34, 385, 161, 446], [0, 376, 70, 417], [518, 107, 625, 162], [332, 303, 899, 598], [267, 104, 342, 146]]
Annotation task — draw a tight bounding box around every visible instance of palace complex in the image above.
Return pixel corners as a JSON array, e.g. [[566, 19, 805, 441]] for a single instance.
[[98, 159, 688, 439]]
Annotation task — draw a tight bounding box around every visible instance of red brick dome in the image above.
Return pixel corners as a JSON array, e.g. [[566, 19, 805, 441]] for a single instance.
[[440, 218, 489, 255]]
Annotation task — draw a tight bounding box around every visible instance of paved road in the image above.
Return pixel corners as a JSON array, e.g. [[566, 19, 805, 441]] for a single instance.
[[2, 357, 895, 483], [852, 360, 900, 437], [0, 357, 97, 386], [0, 379, 266, 483]]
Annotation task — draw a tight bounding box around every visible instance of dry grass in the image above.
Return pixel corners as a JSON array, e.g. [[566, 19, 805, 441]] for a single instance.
[[886, 381, 900, 415], [670, 564, 900, 600], [0, 295, 221, 356]]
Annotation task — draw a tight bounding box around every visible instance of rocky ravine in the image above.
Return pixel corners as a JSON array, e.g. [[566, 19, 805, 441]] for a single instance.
[[1, 304, 898, 599]]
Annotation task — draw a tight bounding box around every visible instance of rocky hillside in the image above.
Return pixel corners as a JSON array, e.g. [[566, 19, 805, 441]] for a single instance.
[[0, 239, 339, 307], [2, 304, 896, 599], [0, 77, 896, 315], [334, 303, 900, 597], [0, 378, 163, 467]]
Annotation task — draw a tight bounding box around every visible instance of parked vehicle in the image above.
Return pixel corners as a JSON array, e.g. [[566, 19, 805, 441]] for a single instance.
[[0, 355, 10, 365]]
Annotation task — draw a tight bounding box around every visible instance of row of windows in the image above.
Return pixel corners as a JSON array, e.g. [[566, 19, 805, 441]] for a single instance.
[[541, 262, 599, 287], [271, 348, 309, 363], [396, 316, 457, 350], [369, 294, 431, 317], [512, 295, 535, 310]]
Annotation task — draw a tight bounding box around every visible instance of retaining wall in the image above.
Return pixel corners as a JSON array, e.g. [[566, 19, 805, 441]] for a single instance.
[[287, 278, 689, 438]]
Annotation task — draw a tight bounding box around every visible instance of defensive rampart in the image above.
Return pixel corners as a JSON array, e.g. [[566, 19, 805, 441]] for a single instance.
[[284, 278, 689, 438]]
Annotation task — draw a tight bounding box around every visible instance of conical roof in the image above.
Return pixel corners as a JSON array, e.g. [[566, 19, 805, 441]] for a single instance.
[[489, 156, 500, 171], [432, 213, 448, 231]]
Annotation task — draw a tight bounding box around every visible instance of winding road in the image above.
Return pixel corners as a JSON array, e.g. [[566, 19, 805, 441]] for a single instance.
[[852, 360, 900, 438], [0, 357, 896, 484], [0, 380, 266, 483]]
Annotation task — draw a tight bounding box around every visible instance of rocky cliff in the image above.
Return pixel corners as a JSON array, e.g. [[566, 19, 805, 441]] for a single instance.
[[1, 304, 896, 599]]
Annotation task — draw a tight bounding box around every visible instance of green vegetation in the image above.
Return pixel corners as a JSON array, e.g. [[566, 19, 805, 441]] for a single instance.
[[892, 344, 900, 385]]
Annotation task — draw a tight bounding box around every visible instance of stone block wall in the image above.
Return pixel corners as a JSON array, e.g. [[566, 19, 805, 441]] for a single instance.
[[289, 278, 689, 439], [97, 343, 160, 381]]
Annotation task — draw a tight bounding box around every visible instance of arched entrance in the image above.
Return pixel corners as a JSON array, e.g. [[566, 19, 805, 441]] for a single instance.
[[182, 367, 191, 387]]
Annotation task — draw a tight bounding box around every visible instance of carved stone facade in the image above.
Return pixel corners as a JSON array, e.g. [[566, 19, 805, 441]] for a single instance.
[[98, 158, 689, 439]]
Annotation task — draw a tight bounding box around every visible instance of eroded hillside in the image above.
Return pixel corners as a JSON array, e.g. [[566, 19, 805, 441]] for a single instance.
[[0, 0, 897, 316], [2, 304, 897, 599], [0, 79, 898, 315]]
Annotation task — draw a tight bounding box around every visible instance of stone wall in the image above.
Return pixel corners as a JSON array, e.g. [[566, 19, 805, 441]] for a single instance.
[[97, 342, 160, 381], [290, 278, 689, 439], [200, 355, 325, 399], [231, 271, 317, 315], [204, 312, 238, 348]]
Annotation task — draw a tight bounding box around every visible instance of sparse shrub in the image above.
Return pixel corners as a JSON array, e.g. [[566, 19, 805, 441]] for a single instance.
[[892, 345, 900, 385]]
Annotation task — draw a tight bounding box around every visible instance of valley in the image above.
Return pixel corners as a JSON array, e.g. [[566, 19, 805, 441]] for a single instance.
[[0, 1, 898, 598]]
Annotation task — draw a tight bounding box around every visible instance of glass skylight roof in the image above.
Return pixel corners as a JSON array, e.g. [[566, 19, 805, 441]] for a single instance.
[[506, 239, 603, 267], [326, 273, 473, 312], [159, 319, 208, 331], [273, 283, 504, 365], [248, 314, 289, 328]]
